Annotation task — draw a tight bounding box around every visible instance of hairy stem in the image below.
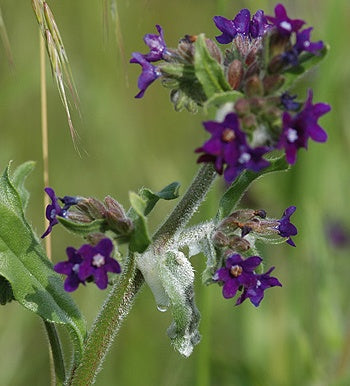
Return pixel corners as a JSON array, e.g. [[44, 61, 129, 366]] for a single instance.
[[153, 163, 216, 247], [68, 256, 143, 385], [68, 164, 217, 384], [44, 321, 66, 386]]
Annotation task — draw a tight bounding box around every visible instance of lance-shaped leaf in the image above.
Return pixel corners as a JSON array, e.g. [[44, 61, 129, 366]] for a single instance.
[[158, 251, 201, 357], [140, 182, 181, 216], [128, 192, 151, 253], [216, 156, 289, 221], [194, 34, 231, 98], [0, 164, 86, 362]]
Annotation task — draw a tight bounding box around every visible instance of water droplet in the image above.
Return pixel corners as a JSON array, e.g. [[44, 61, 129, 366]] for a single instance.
[[157, 304, 168, 312]]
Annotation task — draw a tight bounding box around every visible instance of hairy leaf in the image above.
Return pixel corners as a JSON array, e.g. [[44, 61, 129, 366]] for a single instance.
[[0, 164, 86, 362]]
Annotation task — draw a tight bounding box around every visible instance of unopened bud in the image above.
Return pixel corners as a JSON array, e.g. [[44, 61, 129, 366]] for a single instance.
[[104, 196, 134, 235], [85, 232, 107, 246], [212, 230, 229, 247], [228, 59, 244, 90], [205, 38, 223, 64], [228, 236, 251, 252], [244, 75, 264, 97], [241, 114, 258, 131], [67, 210, 93, 223], [77, 198, 106, 220], [263, 74, 285, 94], [234, 98, 251, 116]]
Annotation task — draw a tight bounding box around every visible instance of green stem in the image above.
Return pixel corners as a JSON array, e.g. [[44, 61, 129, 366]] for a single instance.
[[44, 322, 66, 386], [68, 164, 217, 385], [68, 255, 142, 385], [153, 163, 216, 246]]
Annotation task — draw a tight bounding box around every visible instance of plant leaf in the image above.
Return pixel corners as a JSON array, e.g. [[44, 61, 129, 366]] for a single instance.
[[216, 156, 289, 221], [0, 164, 86, 362], [58, 217, 106, 236], [128, 192, 151, 253], [204, 90, 244, 111], [159, 251, 201, 357], [140, 182, 181, 216], [11, 161, 35, 211], [194, 34, 231, 98]]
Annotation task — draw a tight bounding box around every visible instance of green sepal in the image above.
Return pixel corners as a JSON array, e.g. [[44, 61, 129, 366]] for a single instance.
[[128, 191, 151, 253], [216, 155, 289, 221], [194, 34, 231, 98], [140, 182, 181, 216], [204, 90, 244, 111], [281, 45, 329, 91], [58, 216, 106, 236], [158, 251, 201, 357], [160, 63, 196, 79], [11, 160, 35, 211], [0, 163, 86, 362]]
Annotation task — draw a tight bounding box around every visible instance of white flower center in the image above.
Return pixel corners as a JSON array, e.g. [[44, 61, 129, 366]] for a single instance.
[[72, 264, 80, 274], [256, 280, 262, 288], [92, 253, 105, 267], [239, 152, 251, 164], [287, 128, 298, 143], [303, 41, 310, 48], [280, 21, 292, 31]]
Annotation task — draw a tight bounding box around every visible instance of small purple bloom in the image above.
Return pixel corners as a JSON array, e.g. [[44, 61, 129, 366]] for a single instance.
[[266, 3, 305, 36], [130, 52, 162, 98], [236, 267, 282, 307], [214, 254, 262, 299], [281, 92, 301, 111], [78, 238, 121, 290], [214, 9, 269, 44], [278, 90, 331, 164], [54, 247, 85, 292], [277, 206, 298, 246], [325, 220, 350, 249], [295, 27, 324, 55], [130, 25, 167, 63], [196, 113, 270, 183], [41, 187, 78, 238]]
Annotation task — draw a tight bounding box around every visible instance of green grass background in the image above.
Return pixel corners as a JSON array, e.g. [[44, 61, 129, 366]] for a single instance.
[[0, 0, 349, 385]]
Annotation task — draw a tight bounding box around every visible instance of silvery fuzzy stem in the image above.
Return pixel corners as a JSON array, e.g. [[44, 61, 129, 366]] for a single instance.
[[153, 163, 217, 250]]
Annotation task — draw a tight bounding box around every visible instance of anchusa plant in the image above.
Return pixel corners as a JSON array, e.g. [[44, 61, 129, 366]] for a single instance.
[[0, 3, 330, 385]]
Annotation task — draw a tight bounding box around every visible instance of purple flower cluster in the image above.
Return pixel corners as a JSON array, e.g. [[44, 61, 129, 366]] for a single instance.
[[214, 254, 281, 306], [213, 8, 270, 44], [41, 187, 79, 238], [54, 238, 121, 292], [130, 25, 167, 98], [195, 113, 270, 183]]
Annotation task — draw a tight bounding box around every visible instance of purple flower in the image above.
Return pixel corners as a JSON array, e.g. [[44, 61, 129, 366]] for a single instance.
[[325, 220, 350, 249], [278, 90, 331, 164], [78, 238, 121, 290], [295, 27, 324, 55], [130, 52, 162, 98], [41, 187, 78, 238], [214, 254, 262, 299], [266, 3, 305, 36], [277, 206, 298, 246], [54, 247, 85, 292], [196, 113, 270, 183], [213, 9, 269, 44], [130, 25, 167, 63], [281, 92, 301, 111], [236, 267, 282, 307]]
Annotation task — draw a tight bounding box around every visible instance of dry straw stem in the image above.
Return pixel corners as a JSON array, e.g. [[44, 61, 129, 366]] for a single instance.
[[0, 6, 14, 67], [32, 0, 81, 151]]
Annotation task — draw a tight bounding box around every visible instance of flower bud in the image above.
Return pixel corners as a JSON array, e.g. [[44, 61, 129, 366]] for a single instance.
[[66, 210, 93, 223], [205, 38, 223, 64], [234, 98, 251, 116], [228, 236, 251, 252], [244, 75, 264, 97], [77, 197, 106, 220], [227, 59, 244, 90], [212, 230, 229, 247], [263, 74, 285, 94], [104, 196, 134, 235]]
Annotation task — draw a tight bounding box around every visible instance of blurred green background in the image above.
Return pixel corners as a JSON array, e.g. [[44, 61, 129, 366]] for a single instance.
[[0, 0, 349, 385]]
